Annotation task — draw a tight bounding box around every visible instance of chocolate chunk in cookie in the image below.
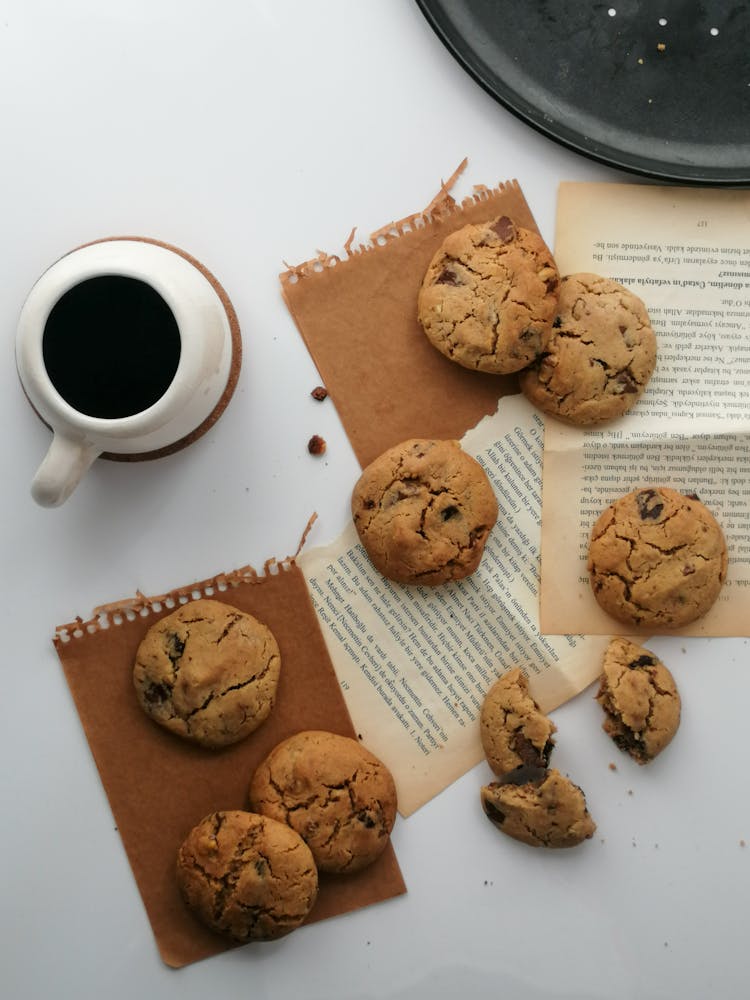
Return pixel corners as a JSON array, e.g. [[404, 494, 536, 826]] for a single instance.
[[519, 273, 656, 424], [417, 216, 559, 374], [596, 637, 681, 764], [351, 438, 498, 586], [481, 767, 596, 848], [176, 810, 318, 942], [587, 487, 728, 629], [249, 731, 397, 874], [133, 598, 281, 748], [480, 667, 556, 775]]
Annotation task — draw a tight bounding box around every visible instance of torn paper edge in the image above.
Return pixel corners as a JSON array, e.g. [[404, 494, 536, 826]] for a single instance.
[[279, 163, 522, 283]]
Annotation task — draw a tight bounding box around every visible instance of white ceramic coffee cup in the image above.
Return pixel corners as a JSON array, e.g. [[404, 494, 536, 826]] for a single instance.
[[16, 239, 234, 507]]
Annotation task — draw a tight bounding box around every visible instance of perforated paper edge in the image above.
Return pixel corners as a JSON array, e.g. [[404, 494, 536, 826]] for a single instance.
[[54, 515, 318, 643]]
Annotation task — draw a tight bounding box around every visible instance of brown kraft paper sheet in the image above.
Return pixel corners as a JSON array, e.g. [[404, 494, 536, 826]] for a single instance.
[[280, 167, 539, 468], [54, 559, 406, 969]]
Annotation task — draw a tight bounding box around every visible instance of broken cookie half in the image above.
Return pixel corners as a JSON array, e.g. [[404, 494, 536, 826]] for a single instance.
[[481, 766, 596, 849], [596, 637, 681, 764], [480, 666, 556, 775], [479, 668, 595, 847]]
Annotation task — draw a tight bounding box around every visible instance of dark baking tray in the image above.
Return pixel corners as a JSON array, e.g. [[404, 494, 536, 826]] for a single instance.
[[416, 0, 750, 185]]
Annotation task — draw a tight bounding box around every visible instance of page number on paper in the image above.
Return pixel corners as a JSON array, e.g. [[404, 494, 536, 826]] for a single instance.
[[697, 220, 708, 228]]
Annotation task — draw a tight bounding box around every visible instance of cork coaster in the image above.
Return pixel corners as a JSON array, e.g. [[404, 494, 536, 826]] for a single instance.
[[26, 235, 242, 463]]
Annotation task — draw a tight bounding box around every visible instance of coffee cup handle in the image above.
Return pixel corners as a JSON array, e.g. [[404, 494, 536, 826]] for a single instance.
[[31, 433, 102, 507]]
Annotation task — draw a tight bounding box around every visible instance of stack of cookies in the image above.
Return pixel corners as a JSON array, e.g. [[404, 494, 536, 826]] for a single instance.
[[345, 212, 727, 862], [176, 731, 398, 944], [417, 214, 657, 426], [414, 214, 728, 629], [132, 598, 399, 944]]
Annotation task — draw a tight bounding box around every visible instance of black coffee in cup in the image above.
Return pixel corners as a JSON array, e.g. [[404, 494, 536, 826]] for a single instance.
[[42, 276, 181, 419]]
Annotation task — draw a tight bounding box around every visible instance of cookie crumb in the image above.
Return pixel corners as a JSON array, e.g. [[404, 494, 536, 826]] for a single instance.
[[657, 42, 666, 52], [307, 434, 326, 455], [608, 762, 617, 772], [311, 386, 328, 401]]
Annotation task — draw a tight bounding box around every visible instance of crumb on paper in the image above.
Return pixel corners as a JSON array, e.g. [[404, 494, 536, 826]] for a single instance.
[[609, 762, 617, 772], [741, 839, 747, 848], [627, 789, 633, 796], [311, 386, 328, 401], [308, 434, 326, 456]]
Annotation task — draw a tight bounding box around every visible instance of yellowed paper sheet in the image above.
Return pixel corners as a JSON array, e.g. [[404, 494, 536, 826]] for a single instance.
[[299, 395, 611, 816], [541, 182, 750, 637]]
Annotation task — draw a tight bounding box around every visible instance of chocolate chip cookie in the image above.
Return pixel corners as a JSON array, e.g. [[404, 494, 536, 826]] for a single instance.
[[249, 731, 397, 874], [481, 766, 596, 848], [596, 637, 681, 764], [480, 667, 556, 776], [351, 438, 498, 585], [417, 215, 559, 374], [133, 598, 281, 748], [176, 810, 318, 942], [587, 487, 728, 629], [519, 272, 656, 424]]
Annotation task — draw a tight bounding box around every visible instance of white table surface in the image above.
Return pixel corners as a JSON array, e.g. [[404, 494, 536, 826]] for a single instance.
[[2, 3, 748, 999]]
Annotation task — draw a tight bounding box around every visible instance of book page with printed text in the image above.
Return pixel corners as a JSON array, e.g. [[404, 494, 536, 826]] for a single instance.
[[299, 395, 611, 815], [541, 182, 750, 637]]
